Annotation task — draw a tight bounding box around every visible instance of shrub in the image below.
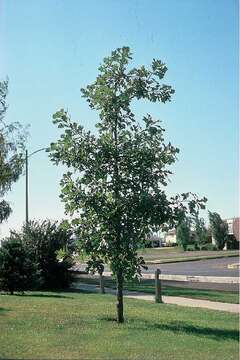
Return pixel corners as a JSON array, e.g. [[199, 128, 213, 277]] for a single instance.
[[226, 235, 239, 250], [201, 243, 217, 251], [0, 237, 40, 294], [186, 244, 197, 251], [20, 220, 75, 290]]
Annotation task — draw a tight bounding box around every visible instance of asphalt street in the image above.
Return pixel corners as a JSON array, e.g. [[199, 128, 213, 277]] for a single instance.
[[72, 256, 239, 291], [144, 257, 239, 277], [73, 256, 239, 277], [144, 256, 239, 291]]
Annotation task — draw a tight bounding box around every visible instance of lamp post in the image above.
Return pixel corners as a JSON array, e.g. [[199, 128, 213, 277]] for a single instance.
[[25, 148, 47, 225]]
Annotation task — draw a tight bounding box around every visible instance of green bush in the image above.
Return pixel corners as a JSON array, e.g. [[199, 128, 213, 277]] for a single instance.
[[1, 220, 75, 292], [21, 220, 74, 290], [201, 243, 217, 251], [226, 235, 239, 250], [186, 244, 197, 251], [0, 237, 40, 294]]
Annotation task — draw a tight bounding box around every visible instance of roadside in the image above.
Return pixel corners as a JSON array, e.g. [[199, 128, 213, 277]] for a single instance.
[[71, 256, 239, 302], [144, 256, 239, 278], [71, 282, 240, 314], [75, 249, 239, 266], [146, 253, 239, 264], [72, 276, 239, 304], [71, 256, 239, 286], [141, 248, 239, 264]]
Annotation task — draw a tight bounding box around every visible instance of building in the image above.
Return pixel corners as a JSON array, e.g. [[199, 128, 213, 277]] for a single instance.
[[225, 217, 240, 241], [148, 232, 164, 247], [153, 217, 240, 248], [211, 217, 239, 249], [164, 229, 177, 246]]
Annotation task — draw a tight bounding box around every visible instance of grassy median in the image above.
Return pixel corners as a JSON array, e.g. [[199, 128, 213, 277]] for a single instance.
[[137, 248, 239, 263]]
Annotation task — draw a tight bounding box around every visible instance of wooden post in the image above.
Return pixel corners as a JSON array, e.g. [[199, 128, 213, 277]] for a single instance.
[[99, 272, 105, 294], [155, 269, 162, 303]]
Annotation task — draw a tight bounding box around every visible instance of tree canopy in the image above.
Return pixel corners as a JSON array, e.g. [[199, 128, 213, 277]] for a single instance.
[[208, 211, 228, 250], [0, 79, 27, 224], [49, 47, 206, 322], [194, 215, 208, 250], [176, 219, 191, 251]]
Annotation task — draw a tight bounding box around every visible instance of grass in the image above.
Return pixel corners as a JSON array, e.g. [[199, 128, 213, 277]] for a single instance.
[[0, 291, 239, 360], [137, 248, 239, 263], [76, 276, 239, 304], [75, 248, 239, 265]]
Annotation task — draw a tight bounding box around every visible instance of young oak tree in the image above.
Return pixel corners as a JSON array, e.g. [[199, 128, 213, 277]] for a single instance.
[[0, 79, 27, 224], [48, 47, 206, 323]]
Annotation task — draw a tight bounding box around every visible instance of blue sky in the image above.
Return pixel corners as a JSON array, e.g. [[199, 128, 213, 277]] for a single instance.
[[0, 0, 238, 237]]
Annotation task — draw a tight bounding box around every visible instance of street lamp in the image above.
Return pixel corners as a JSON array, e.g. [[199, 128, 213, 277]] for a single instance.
[[25, 148, 47, 224]]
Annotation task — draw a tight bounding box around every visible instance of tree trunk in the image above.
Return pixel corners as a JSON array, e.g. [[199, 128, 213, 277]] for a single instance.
[[116, 270, 124, 323]]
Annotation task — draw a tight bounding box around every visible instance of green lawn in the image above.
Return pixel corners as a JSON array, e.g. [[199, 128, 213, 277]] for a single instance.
[[76, 276, 239, 304], [75, 248, 239, 265], [0, 291, 239, 360], [137, 248, 239, 263]]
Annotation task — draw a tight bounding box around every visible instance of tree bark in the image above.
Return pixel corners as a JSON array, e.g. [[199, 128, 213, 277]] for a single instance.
[[116, 270, 124, 323], [112, 99, 124, 323]]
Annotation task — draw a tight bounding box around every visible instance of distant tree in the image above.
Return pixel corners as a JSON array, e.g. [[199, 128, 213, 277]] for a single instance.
[[48, 47, 207, 323], [0, 237, 39, 294], [0, 79, 27, 224], [176, 219, 191, 251], [208, 212, 228, 250], [194, 216, 208, 250]]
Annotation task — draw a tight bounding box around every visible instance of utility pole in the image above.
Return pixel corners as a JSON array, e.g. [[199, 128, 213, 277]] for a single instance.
[[25, 149, 29, 224], [25, 147, 47, 225]]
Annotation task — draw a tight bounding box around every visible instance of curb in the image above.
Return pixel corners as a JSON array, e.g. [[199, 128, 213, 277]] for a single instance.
[[145, 253, 239, 265], [71, 282, 240, 314]]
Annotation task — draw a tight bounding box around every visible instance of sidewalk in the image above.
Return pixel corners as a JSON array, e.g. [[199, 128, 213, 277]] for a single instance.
[[71, 282, 240, 314]]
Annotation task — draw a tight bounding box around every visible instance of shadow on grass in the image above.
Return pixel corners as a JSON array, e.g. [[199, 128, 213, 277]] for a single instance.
[[0, 292, 73, 299], [100, 316, 239, 341], [100, 315, 239, 342], [0, 307, 11, 315], [19, 293, 73, 299], [132, 320, 239, 342], [100, 316, 118, 322]]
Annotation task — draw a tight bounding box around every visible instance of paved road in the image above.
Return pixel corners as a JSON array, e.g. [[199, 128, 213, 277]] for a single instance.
[[73, 257, 239, 277], [144, 257, 239, 291], [144, 257, 239, 277], [72, 256, 239, 291]]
